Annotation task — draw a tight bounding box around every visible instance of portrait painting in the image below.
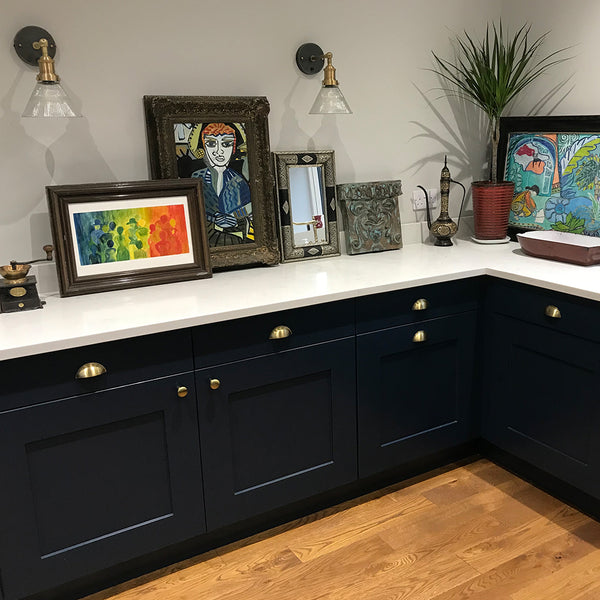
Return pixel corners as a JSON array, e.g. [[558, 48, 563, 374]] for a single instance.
[[174, 122, 253, 247], [144, 96, 279, 269]]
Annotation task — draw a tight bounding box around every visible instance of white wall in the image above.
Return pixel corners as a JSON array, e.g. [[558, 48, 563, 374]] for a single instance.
[[0, 0, 595, 263]]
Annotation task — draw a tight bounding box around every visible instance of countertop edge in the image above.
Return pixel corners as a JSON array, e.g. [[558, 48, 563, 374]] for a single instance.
[[2, 241, 598, 361]]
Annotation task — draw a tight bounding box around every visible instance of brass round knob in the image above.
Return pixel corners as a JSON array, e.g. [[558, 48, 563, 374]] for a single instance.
[[269, 325, 292, 340], [413, 330, 427, 343], [177, 386, 188, 398], [209, 378, 221, 390], [545, 305, 561, 319], [75, 362, 107, 379], [412, 298, 429, 311]]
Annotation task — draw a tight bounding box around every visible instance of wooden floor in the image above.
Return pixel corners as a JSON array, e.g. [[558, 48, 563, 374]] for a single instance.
[[86, 459, 600, 600]]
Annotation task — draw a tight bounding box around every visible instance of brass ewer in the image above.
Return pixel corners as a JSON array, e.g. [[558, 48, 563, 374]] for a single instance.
[[420, 157, 466, 247]]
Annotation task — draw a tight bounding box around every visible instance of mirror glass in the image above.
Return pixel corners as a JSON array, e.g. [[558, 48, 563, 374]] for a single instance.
[[288, 165, 327, 247], [273, 151, 340, 263]]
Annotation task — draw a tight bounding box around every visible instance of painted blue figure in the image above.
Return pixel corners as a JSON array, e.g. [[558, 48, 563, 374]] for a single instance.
[[190, 123, 253, 244]]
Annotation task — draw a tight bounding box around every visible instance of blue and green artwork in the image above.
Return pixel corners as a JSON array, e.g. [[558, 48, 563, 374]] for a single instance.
[[506, 132, 600, 236]]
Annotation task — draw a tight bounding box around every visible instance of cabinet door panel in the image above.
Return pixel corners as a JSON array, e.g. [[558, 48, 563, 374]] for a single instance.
[[0, 374, 205, 600], [196, 338, 356, 530], [484, 314, 600, 496], [358, 313, 477, 477]]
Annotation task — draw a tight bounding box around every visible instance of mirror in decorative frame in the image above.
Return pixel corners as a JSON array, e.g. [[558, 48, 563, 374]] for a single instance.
[[273, 151, 340, 262]]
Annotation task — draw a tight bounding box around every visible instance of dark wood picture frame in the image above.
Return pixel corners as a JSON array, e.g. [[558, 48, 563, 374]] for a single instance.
[[47, 179, 212, 297], [143, 95, 280, 269], [273, 150, 340, 262], [498, 115, 600, 239]]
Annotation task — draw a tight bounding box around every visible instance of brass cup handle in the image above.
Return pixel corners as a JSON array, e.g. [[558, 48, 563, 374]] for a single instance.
[[209, 378, 221, 390], [413, 330, 427, 343], [269, 325, 292, 340], [545, 305, 562, 319], [75, 362, 107, 379], [177, 386, 188, 398], [412, 298, 429, 311]]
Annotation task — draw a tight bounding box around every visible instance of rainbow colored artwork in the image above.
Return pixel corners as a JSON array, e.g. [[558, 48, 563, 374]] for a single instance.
[[73, 204, 190, 266]]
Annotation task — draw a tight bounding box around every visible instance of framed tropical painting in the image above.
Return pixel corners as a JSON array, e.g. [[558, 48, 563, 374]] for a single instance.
[[498, 115, 600, 238], [143, 95, 280, 269], [47, 179, 212, 297]]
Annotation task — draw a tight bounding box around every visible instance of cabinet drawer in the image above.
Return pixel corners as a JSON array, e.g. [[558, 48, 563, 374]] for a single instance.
[[486, 279, 600, 343], [356, 278, 481, 333], [0, 329, 193, 411], [193, 299, 354, 368]]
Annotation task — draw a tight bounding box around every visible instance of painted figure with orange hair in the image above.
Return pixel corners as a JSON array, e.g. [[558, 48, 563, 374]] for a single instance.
[[191, 123, 252, 245]]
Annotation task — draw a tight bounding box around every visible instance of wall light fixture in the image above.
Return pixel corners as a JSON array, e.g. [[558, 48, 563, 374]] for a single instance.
[[13, 26, 81, 118], [295, 43, 352, 114]]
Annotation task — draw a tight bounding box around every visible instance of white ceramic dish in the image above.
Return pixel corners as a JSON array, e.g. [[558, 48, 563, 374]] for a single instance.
[[517, 230, 600, 266]]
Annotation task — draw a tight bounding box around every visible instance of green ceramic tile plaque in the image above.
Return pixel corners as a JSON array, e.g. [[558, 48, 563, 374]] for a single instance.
[[337, 180, 403, 255]]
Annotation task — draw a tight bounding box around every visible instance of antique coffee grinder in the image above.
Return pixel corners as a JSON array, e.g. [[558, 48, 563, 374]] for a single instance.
[[0, 245, 53, 313], [419, 157, 466, 247]]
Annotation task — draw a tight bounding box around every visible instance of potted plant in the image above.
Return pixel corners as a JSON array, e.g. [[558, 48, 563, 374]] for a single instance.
[[432, 22, 569, 241]]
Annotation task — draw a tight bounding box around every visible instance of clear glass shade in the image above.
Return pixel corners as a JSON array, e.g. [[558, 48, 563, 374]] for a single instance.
[[22, 81, 81, 118], [309, 85, 352, 114]]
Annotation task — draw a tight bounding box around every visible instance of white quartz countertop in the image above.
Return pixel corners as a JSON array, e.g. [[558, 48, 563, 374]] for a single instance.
[[2, 238, 600, 361]]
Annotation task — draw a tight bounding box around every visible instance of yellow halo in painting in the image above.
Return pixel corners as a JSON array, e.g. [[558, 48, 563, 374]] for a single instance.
[[189, 124, 205, 159]]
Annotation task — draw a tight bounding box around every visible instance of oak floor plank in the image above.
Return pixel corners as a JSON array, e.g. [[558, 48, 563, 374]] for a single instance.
[[457, 504, 589, 573], [85, 460, 600, 600], [510, 548, 600, 600], [428, 526, 600, 600]]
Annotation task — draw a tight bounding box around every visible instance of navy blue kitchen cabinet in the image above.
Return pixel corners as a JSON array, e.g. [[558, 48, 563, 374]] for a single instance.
[[3, 277, 600, 600], [0, 331, 205, 600], [356, 281, 481, 478], [483, 279, 600, 499], [193, 301, 357, 531]]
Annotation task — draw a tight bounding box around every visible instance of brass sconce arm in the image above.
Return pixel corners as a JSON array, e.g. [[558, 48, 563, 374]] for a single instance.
[[33, 38, 60, 83], [295, 42, 352, 114]]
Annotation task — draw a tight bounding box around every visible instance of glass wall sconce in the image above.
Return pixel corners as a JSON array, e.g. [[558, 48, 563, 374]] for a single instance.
[[295, 43, 352, 115], [13, 26, 81, 118]]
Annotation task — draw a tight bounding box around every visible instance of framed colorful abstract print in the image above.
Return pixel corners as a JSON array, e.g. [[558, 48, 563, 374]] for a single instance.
[[498, 115, 600, 239], [47, 179, 212, 297], [143, 95, 280, 269]]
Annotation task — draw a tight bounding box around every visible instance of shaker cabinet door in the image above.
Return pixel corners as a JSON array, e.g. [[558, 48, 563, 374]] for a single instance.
[[357, 313, 477, 477], [196, 338, 357, 531], [0, 373, 205, 600], [483, 313, 600, 498]]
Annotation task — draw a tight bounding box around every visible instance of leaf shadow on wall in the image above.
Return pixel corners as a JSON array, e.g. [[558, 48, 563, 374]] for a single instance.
[[408, 83, 488, 221], [408, 76, 575, 222]]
